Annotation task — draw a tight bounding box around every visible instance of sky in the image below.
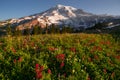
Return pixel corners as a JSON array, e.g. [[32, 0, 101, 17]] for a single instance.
[[0, 0, 120, 21]]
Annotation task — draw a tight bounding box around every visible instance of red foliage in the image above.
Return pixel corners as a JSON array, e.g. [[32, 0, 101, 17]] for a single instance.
[[88, 57, 92, 62], [4, 48, 7, 52], [97, 46, 102, 51], [39, 65, 44, 72], [35, 64, 44, 79], [36, 71, 42, 79], [60, 62, 64, 68], [91, 46, 102, 53], [56, 54, 65, 61], [89, 39, 95, 44], [13, 59, 16, 63], [18, 57, 22, 62], [100, 41, 111, 45], [47, 69, 51, 74], [41, 41, 45, 45], [48, 47, 55, 51], [94, 55, 99, 60], [70, 47, 76, 52], [111, 72, 115, 78], [48, 47, 58, 51], [30, 42, 35, 47], [35, 64, 39, 69], [11, 47, 16, 53], [115, 55, 120, 61], [106, 41, 111, 45]]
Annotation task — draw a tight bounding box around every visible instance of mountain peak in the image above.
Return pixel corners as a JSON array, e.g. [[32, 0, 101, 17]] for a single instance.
[[56, 4, 64, 8], [55, 4, 77, 11], [0, 4, 116, 29]]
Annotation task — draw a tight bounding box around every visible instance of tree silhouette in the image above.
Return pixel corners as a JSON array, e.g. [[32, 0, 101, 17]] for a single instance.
[[6, 24, 12, 36], [23, 27, 30, 35]]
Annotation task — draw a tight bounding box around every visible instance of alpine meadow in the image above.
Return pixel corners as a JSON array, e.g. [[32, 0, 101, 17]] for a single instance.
[[0, 1, 120, 80]]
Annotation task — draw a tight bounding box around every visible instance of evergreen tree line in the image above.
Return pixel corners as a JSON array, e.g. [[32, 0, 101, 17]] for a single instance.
[[6, 24, 76, 36], [6, 22, 111, 36]]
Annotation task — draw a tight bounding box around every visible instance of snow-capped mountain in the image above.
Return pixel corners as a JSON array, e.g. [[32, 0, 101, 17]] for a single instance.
[[0, 4, 118, 30]]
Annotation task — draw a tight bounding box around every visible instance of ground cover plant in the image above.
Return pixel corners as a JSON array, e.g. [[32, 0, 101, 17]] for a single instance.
[[0, 33, 120, 80]]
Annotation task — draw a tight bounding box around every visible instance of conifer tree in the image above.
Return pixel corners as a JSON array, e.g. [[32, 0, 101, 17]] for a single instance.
[[6, 24, 12, 36], [23, 27, 30, 35], [55, 25, 60, 34], [38, 25, 42, 34], [49, 24, 56, 34], [32, 25, 38, 35], [45, 24, 48, 34], [14, 29, 22, 36]]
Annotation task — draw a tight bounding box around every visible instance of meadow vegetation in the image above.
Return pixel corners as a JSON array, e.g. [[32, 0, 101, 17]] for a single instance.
[[0, 33, 120, 80]]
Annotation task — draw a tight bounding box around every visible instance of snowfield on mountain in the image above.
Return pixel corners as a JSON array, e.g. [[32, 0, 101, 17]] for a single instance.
[[0, 4, 118, 30]]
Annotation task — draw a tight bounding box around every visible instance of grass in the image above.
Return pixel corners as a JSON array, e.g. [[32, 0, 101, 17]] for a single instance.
[[0, 33, 120, 80]]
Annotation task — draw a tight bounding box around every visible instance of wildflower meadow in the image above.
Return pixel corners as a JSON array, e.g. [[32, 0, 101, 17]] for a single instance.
[[0, 33, 120, 80]]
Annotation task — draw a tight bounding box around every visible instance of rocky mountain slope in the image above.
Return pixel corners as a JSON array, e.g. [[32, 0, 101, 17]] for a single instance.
[[0, 4, 119, 30]]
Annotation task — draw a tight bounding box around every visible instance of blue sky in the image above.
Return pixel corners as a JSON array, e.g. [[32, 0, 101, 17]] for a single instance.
[[0, 0, 120, 21]]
